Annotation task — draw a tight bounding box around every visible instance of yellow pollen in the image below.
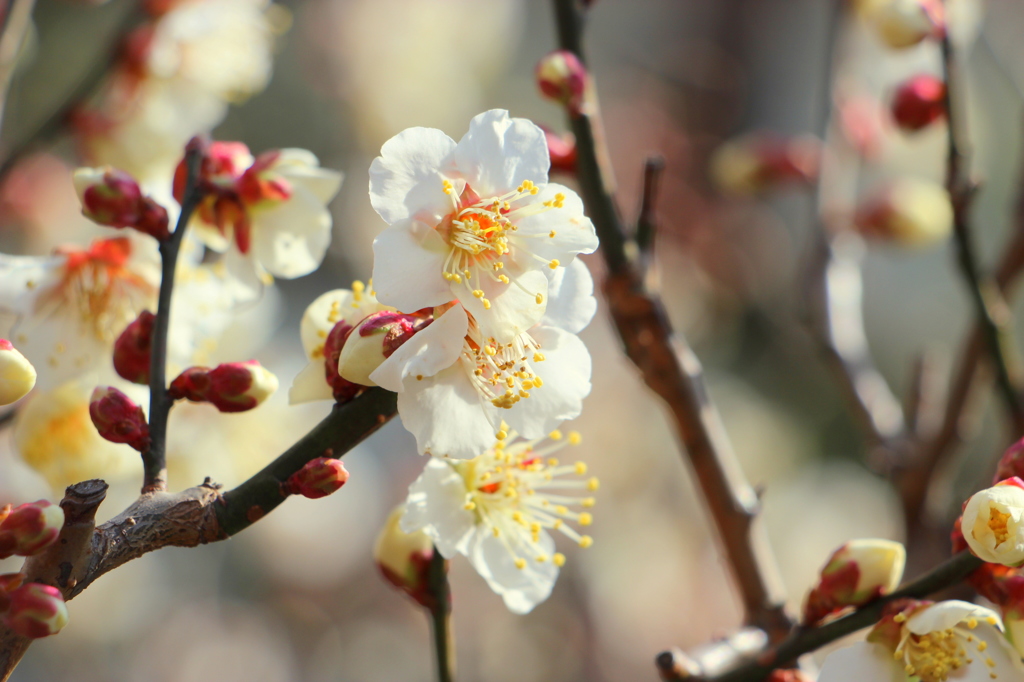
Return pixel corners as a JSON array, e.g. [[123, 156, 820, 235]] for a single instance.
[[549, 230, 556, 238], [579, 536, 593, 548], [988, 508, 1011, 545], [473, 289, 484, 298], [587, 477, 600, 491], [536, 293, 544, 304], [514, 558, 526, 569], [496, 429, 507, 440], [549, 430, 563, 440], [536, 555, 548, 563], [582, 497, 596, 508], [578, 513, 593, 526], [533, 352, 546, 362], [549, 259, 560, 269], [574, 462, 587, 475], [464, 501, 476, 510], [352, 280, 365, 300], [499, 274, 510, 284], [894, 613, 908, 623], [482, 299, 491, 309], [553, 553, 566, 567], [568, 431, 581, 445], [493, 527, 500, 537], [547, 458, 559, 466]]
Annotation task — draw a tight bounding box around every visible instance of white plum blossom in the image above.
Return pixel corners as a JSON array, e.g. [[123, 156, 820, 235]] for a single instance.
[[289, 282, 388, 404], [401, 431, 597, 614], [961, 479, 1024, 567], [369, 109, 598, 343], [180, 144, 343, 280], [819, 601, 1024, 682], [371, 259, 595, 459]]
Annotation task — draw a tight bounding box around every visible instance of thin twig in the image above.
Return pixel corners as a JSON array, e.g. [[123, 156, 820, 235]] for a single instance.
[[425, 548, 454, 682], [551, 0, 792, 641], [141, 143, 202, 493], [0, 388, 398, 679], [635, 155, 664, 259], [941, 28, 1024, 434]]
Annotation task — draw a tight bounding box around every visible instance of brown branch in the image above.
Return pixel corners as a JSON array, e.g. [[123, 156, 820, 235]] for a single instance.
[[0, 388, 397, 680], [941, 26, 1024, 434], [0, 0, 36, 132], [551, 0, 792, 642]]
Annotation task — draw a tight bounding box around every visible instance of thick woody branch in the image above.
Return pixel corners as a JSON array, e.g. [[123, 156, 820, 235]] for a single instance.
[[0, 388, 397, 680], [551, 0, 791, 641]]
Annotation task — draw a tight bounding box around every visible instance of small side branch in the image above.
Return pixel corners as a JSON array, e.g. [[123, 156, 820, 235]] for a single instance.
[[551, 0, 791, 641], [141, 143, 202, 493], [426, 548, 454, 682]]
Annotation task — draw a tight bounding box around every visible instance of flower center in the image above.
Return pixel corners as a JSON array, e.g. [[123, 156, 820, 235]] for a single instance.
[[463, 328, 545, 409], [456, 432, 598, 569], [438, 180, 565, 311], [894, 616, 1002, 682], [46, 238, 155, 344], [989, 508, 1011, 546]]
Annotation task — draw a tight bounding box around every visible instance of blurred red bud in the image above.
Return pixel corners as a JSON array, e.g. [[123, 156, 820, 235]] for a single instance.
[[89, 386, 150, 452], [536, 50, 588, 113], [170, 361, 278, 413], [541, 126, 577, 174], [113, 311, 154, 384], [891, 74, 946, 132], [2, 583, 69, 638], [0, 501, 64, 559]]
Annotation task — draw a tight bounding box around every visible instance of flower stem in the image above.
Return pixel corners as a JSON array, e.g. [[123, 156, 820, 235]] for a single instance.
[[426, 548, 454, 682], [940, 25, 1024, 434], [141, 143, 203, 493]]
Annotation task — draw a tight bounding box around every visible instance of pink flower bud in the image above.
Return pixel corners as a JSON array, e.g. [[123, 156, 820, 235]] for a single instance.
[[536, 50, 588, 113], [766, 672, 813, 682], [962, 478, 1024, 567], [374, 506, 435, 609], [89, 386, 150, 452], [113, 311, 154, 384], [0, 339, 36, 405], [323, 320, 362, 403], [541, 126, 577, 175], [710, 133, 820, 196], [867, 0, 944, 49], [891, 74, 946, 132], [284, 457, 350, 499], [0, 501, 64, 559], [338, 311, 430, 387], [2, 583, 69, 638], [996, 438, 1024, 483], [73, 167, 142, 228], [802, 539, 906, 625], [854, 178, 952, 246], [171, 361, 278, 413]]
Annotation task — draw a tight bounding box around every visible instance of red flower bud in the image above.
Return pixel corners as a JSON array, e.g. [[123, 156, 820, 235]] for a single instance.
[[284, 457, 350, 499], [996, 438, 1024, 484], [0, 501, 64, 559], [2, 583, 69, 638], [170, 361, 278, 413], [802, 539, 905, 625], [536, 50, 588, 114], [89, 386, 150, 451], [891, 74, 946, 132], [113, 311, 155, 384], [338, 311, 430, 387], [710, 133, 820, 195], [73, 167, 142, 228], [323, 320, 362, 403], [766, 672, 813, 682], [374, 507, 436, 609], [0, 339, 36, 405], [541, 126, 577, 175]]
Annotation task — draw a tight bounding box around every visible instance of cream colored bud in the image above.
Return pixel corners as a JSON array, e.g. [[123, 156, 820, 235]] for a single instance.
[[855, 178, 952, 246], [374, 506, 434, 607], [337, 327, 387, 387], [867, 0, 943, 49], [0, 340, 36, 405], [962, 479, 1024, 567]]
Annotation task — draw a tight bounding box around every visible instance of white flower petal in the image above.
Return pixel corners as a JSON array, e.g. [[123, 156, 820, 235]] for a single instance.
[[906, 600, 1002, 635], [370, 305, 468, 393], [401, 457, 475, 558], [370, 127, 458, 225], [542, 257, 597, 334], [299, 289, 356, 357], [467, 529, 558, 614], [280, 163, 343, 206], [817, 642, 903, 682], [288, 361, 333, 404], [452, 110, 549, 198], [511, 183, 598, 263], [395, 365, 498, 459], [250, 184, 332, 279], [502, 326, 591, 438], [460, 267, 548, 341], [371, 218, 453, 314]]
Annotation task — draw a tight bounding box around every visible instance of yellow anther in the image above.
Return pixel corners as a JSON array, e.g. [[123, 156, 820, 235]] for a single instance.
[[582, 497, 596, 508], [519, 390, 530, 398], [894, 613, 907, 623], [578, 513, 593, 526], [485, 345, 497, 356], [549, 430, 563, 440], [317, 329, 328, 339], [494, 261, 504, 270], [482, 298, 491, 309], [578, 536, 593, 548], [473, 289, 485, 298], [553, 192, 565, 207], [587, 477, 600, 491], [535, 293, 544, 304], [555, 505, 568, 515], [493, 527, 500, 537], [464, 501, 476, 510], [533, 352, 546, 362], [549, 259, 560, 269], [553, 553, 566, 567], [512, 511, 524, 522], [499, 274, 510, 284], [549, 230, 557, 238], [978, 641, 988, 652], [536, 555, 548, 563], [574, 462, 587, 475], [568, 431, 581, 445], [496, 429, 508, 440], [515, 558, 526, 569], [968, 618, 978, 629]]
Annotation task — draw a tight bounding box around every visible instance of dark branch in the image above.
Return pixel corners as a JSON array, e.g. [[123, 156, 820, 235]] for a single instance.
[[425, 548, 454, 682]]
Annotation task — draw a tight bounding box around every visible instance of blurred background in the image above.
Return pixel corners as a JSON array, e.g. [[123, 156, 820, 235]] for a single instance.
[[0, 0, 1023, 679]]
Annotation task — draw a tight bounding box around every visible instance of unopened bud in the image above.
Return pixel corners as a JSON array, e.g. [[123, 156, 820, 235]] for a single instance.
[[710, 133, 820, 196], [323, 320, 362, 403], [113, 311, 154, 384], [284, 457, 349, 499], [867, 0, 944, 49], [171, 361, 278, 413], [0, 501, 64, 559], [541, 126, 577, 174], [995, 438, 1024, 483], [89, 386, 150, 452], [338, 311, 428, 387], [536, 50, 587, 113], [962, 477, 1024, 567], [891, 74, 946, 132], [854, 178, 952, 246], [802, 539, 906, 624], [173, 139, 252, 203], [766, 672, 814, 682], [2, 583, 69, 638], [73, 167, 142, 227], [374, 506, 435, 609], [0, 340, 36, 405]]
